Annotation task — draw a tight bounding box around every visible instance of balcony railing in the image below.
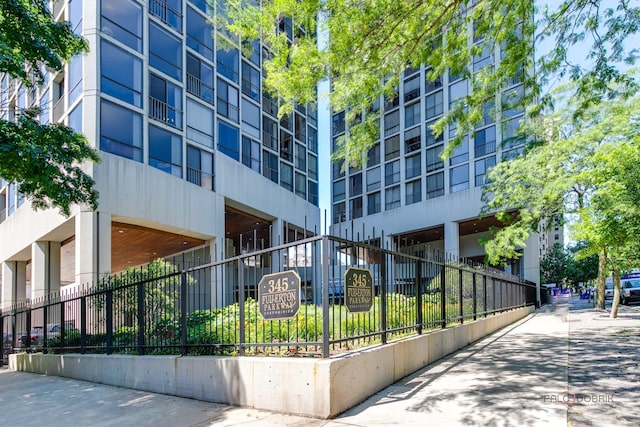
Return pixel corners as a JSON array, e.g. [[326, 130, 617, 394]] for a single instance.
[[149, 97, 182, 129], [150, 0, 182, 30], [186, 167, 213, 190], [186, 74, 213, 103]]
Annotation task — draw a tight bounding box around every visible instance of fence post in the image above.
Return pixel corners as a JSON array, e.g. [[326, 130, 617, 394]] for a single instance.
[[321, 236, 330, 358], [380, 251, 388, 345], [483, 275, 488, 317], [25, 308, 32, 350], [43, 304, 48, 354], [80, 296, 87, 354], [458, 269, 463, 324], [180, 271, 188, 356], [0, 314, 4, 366], [472, 272, 477, 321], [59, 302, 65, 350], [492, 277, 497, 314], [106, 289, 113, 354], [137, 280, 145, 356], [440, 258, 446, 328], [416, 260, 422, 335], [237, 260, 245, 357]]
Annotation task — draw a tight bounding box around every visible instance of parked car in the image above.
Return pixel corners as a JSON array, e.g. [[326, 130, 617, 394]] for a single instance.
[[604, 283, 616, 300], [621, 279, 640, 305]]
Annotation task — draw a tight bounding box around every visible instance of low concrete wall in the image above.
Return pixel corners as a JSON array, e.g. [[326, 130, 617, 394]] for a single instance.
[[10, 306, 534, 418]]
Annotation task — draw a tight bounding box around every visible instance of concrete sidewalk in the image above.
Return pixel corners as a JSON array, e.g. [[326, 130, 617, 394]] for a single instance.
[[1, 298, 638, 426]]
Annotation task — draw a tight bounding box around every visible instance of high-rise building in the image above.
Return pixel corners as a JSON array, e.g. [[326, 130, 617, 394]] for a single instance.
[[0, 0, 320, 308], [330, 45, 540, 284]]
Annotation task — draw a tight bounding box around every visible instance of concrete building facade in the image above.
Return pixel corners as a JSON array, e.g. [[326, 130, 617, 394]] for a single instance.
[[329, 41, 540, 285], [0, 0, 320, 308]]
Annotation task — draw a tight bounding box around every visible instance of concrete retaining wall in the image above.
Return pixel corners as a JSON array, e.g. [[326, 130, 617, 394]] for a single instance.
[[10, 306, 534, 418]]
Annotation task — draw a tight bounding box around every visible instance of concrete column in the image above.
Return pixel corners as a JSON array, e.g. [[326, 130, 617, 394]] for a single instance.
[[1, 261, 27, 309], [75, 211, 111, 287], [31, 241, 62, 300], [523, 233, 541, 305], [444, 221, 460, 260]]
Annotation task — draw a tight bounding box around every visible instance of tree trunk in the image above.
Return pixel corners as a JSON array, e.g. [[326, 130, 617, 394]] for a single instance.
[[595, 248, 607, 309], [610, 268, 621, 319]]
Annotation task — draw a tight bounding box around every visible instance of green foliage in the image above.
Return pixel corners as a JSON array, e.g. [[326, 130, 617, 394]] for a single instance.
[[540, 243, 569, 285], [0, 0, 98, 215], [219, 0, 639, 166]]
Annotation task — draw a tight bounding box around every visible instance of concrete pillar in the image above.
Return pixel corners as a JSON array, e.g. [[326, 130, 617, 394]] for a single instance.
[[444, 221, 460, 260], [31, 241, 62, 300], [75, 211, 111, 286], [523, 233, 541, 305], [1, 261, 27, 309]]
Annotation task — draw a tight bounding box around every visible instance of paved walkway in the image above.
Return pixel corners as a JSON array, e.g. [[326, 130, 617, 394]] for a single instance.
[[1, 297, 638, 427]]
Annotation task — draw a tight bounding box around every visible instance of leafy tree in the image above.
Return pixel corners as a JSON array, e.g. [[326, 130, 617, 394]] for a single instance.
[[540, 243, 568, 285], [566, 242, 598, 287], [483, 82, 640, 314], [0, 0, 99, 215], [220, 0, 639, 165]]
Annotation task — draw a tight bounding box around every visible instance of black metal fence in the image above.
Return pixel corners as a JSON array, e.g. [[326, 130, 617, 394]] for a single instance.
[[1, 235, 536, 362]]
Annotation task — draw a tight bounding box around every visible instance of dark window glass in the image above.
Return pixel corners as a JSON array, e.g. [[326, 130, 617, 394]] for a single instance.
[[101, 40, 142, 107], [101, 0, 142, 52], [149, 22, 182, 80], [385, 185, 400, 210], [217, 44, 239, 83], [186, 53, 214, 103], [426, 172, 444, 199], [186, 7, 213, 60], [186, 145, 214, 190], [241, 61, 260, 101], [262, 150, 278, 183], [406, 180, 421, 205], [350, 197, 363, 219], [367, 192, 381, 215], [149, 125, 182, 177], [281, 162, 293, 191], [149, 0, 182, 31], [450, 164, 469, 193], [262, 115, 278, 150], [100, 99, 142, 161], [218, 121, 239, 160], [217, 78, 239, 122], [149, 73, 183, 129], [242, 136, 261, 172]]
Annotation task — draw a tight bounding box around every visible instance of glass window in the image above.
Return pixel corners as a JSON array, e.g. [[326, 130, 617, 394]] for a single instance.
[[69, 102, 82, 133], [280, 162, 293, 191], [242, 38, 261, 66], [149, 22, 182, 80], [406, 180, 421, 205], [101, 40, 142, 107], [241, 98, 260, 139], [425, 90, 443, 120], [40, 89, 49, 124], [405, 126, 421, 153], [475, 155, 496, 187], [366, 167, 381, 192], [333, 179, 345, 202], [149, 0, 182, 31], [385, 160, 400, 186], [262, 115, 278, 150], [101, 0, 142, 52], [350, 197, 363, 219], [69, 0, 82, 34], [404, 75, 420, 102], [149, 125, 182, 177], [186, 99, 213, 148], [426, 120, 444, 146], [333, 160, 345, 178], [502, 85, 524, 117], [367, 144, 381, 167], [333, 201, 346, 223], [295, 143, 306, 171], [384, 110, 400, 136], [385, 185, 401, 210], [426, 145, 444, 172], [262, 150, 278, 183], [262, 90, 278, 117], [308, 154, 318, 180], [426, 172, 444, 199], [218, 121, 239, 160], [295, 172, 306, 198], [308, 181, 319, 206], [186, 145, 214, 190], [473, 43, 493, 72], [189, 0, 212, 14], [295, 113, 306, 143], [100, 99, 142, 161], [503, 116, 525, 147], [384, 135, 400, 160], [406, 154, 421, 179], [425, 70, 442, 92], [449, 135, 469, 165], [186, 53, 214, 103], [149, 73, 183, 129], [242, 136, 260, 172], [349, 173, 362, 196], [241, 61, 260, 101], [332, 111, 345, 135], [449, 80, 467, 108], [217, 44, 239, 83], [280, 130, 293, 161], [405, 102, 421, 128], [450, 164, 469, 193], [186, 7, 213, 60], [367, 192, 381, 215], [474, 126, 496, 157], [217, 78, 239, 122], [308, 126, 318, 153], [69, 54, 82, 105]]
